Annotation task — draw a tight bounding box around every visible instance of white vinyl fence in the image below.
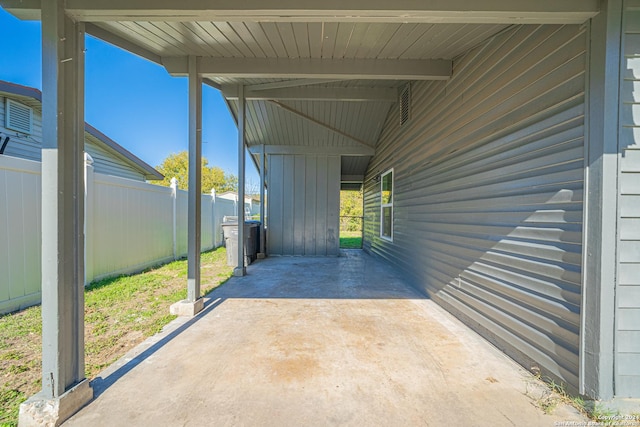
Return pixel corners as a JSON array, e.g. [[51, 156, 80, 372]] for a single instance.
[[0, 154, 258, 314]]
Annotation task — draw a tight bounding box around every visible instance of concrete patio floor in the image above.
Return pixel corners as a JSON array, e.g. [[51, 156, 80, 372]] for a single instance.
[[65, 250, 585, 426]]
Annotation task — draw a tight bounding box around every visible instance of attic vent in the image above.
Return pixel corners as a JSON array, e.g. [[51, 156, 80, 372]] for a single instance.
[[399, 84, 411, 126], [5, 99, 33, 135]]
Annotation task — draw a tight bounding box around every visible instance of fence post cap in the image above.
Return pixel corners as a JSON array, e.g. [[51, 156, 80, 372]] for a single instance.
[[170, 177, 178, 188], [84, 152, 94, 165]]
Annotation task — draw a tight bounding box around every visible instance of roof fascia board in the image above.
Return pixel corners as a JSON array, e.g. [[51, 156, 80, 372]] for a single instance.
[[0, 81, 42, 101], [2, 0, 598, 24], [85, 23, 162, 64], [219, 94, 263, 176], [163, 57, 452, 81], [248, 145, 374, 156], [203, 78, 222, 91], [84, 123, 163, 180], [341, 174, 365, 182], [1, 0, 41, 20], [222, 85, 397, 102]]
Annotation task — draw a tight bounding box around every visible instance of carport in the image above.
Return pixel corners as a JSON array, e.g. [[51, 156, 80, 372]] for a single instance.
[[3, 2, 638, 425], [64, 252, 583, 426]]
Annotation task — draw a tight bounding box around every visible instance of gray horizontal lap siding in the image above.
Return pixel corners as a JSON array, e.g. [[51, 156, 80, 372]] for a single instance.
[[0, 97, 44, 161], [364, 24, 586, 389], [615, 0, 640, 398], [84, 136, 146, 182]]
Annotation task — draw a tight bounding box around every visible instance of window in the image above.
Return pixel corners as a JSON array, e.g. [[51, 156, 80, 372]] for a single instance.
[[380, 169, 393, 241], [5, 99, 33, 135]]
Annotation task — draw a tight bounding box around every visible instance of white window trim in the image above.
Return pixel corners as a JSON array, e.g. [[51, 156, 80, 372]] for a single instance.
[[380, 168, 393, 242]]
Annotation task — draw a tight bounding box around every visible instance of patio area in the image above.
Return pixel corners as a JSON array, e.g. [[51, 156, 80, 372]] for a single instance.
[[65, 251, 584, 426]]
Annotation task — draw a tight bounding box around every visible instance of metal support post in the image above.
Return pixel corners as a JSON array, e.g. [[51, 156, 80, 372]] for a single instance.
[[235, 84, 246, 276], [258, 144, 266, 258], [19, 1, 93, 424], [170, 55, 204, 316], [580, 0, 622, 401]]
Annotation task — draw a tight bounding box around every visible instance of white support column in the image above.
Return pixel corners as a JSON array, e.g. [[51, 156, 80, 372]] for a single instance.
[[19, 1, 93, 425], [258, 144, 266, 258], [170, 56, 204, 317], [234, 84, 246, 276]]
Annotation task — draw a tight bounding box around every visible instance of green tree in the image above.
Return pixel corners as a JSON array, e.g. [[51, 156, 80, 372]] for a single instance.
[[340, 189, 363, 232], [154, 151, 238, 193]]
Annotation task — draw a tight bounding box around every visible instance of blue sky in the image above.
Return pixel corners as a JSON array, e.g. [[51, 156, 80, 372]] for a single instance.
[[0, 7, 258, 184]]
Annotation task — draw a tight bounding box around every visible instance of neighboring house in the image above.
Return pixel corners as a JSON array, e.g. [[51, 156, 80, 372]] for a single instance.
[[0, 80, 166, 316], [217, 191, 261, 216], [0, 80, 162, 181]]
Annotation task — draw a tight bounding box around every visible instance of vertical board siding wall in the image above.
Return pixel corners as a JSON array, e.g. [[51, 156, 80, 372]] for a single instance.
[[616, 0, 640, 397], [268, 154, 340, 256], [364, 24, 586, 389], [0, 156, 239, 314]]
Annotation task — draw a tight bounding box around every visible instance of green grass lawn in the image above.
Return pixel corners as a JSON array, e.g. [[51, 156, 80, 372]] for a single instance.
[[340, 231, 363, 249], [0, 247, 232, 427]]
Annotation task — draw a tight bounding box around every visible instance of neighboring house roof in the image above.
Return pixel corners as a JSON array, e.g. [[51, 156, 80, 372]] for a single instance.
[[217, 191, 236, 198], [0, 80, 163, 181], [217, 191, 259, 203]]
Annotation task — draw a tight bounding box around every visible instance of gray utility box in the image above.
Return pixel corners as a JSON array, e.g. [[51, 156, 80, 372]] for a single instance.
[[222, 221, 260, 267]]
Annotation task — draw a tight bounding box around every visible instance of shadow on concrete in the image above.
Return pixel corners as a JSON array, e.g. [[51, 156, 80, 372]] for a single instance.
[[212, 249, 428, 300], [90, 296, 225, 398]]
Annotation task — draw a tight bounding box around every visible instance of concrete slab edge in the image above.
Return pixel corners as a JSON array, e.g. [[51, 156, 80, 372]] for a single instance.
[[18, 379, 93, 427]]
